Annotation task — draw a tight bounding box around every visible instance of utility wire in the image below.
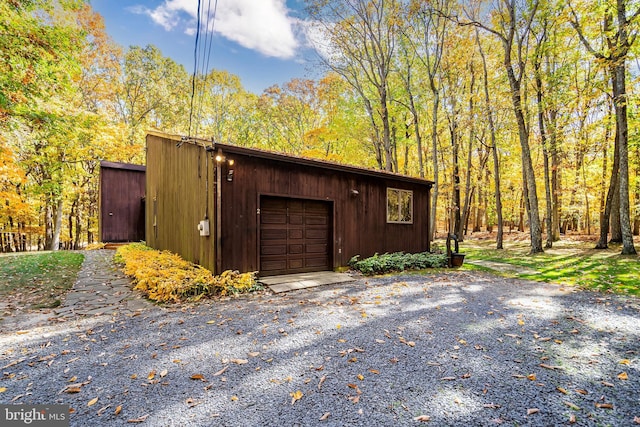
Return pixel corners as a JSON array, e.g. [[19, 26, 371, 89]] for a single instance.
[[194, 0, 218, 139], [187, 0, 203, 139]]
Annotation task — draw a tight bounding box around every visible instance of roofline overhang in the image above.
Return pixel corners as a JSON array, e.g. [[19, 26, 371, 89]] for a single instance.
[[147, 130, 434, 187]]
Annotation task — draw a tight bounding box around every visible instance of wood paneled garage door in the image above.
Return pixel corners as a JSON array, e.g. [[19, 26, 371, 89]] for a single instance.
[[260, 197, 331, 276]]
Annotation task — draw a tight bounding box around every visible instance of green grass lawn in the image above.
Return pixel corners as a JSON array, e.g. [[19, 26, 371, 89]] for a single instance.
[[455, 238, 640, 296], [0, 251, 84, 310]]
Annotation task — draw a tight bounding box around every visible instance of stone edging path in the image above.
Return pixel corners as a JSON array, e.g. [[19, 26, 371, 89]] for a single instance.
[[53, 249, 150, 318]]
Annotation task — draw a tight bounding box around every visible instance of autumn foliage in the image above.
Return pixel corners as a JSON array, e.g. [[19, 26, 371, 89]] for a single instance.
[[115, 243, 258, 302]]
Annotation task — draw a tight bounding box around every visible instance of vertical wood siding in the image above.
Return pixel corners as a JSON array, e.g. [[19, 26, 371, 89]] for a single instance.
[[145, 134, 215, 269], [217, 149, 431, 274], [146, 133, 432, 275]]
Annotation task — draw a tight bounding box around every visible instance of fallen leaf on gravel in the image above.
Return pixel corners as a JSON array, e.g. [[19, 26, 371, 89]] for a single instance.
[[318, 375, 326, 390], [127, 414, 149, 423], [348, 394, 360, 403], [213, 366, 228, 376], [527, 374, 536, 381], [483, 403, 501, 409], [185, 398, 202, 408], [319, 412, 330, 421], [190, 374, 206, 381], [557, 387, 568, 394], [230, 359, 248, 365], [1, 360, 20, 369], [595, 403, 613, 409], [618, 372, 629, 380], [602, 381, 614, 387], [414, 415, 431, 422], [375, 339, 385, 344], [290, 390, 303, 405], [147, 370, 156, 380], [539, 364, 562, 370], [230, 396, 238, 401], [369, 369, 380, 374], [564, 401, 581, 410], [115, 406, 122, 415], [130, 374, 137, 379], [619, 359, 630, 365], [160, 369, 168, 378], [248, 352, 260, 357], [634, 416, 640, 424], [441, 376, 456, 381], [206, 320, 216, 324], [0, 387, 6, 393], [65, 387, 82, 394], [569, 414, 576, 423], [527, 408, 539, 415], [512, 374, 526, 379], [88, 397, 98, 407], [68, 376, 77, 382], [97, 405, 110, 416], [575, 389, 588, 395]]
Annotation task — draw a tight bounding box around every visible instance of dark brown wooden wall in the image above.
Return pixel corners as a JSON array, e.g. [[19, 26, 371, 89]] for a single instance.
[[145, 133, 431, 275], [145, 134, 215, 269], [99, 163, 145, 242], [218, 149, 431, 274]]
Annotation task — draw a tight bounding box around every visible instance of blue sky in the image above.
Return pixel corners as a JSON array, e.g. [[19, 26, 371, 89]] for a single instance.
[[90, 0, 323, 94]]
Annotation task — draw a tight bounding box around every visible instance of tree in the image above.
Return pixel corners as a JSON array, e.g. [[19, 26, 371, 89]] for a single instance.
[[476, 28, 505, 248], [0, 0, 83, 122], [405, 0, 451, 241], [569, 0, 638, 255], [459, 0, 544, 253], [308, 0, 401, 171], [115, 45, 190, 156]]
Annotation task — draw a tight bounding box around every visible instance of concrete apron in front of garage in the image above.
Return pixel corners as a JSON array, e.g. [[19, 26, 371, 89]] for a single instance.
[[260, 271, 355, 293]]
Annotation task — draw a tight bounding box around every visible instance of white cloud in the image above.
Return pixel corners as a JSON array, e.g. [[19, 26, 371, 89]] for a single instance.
[[132, 0, 299, 59]]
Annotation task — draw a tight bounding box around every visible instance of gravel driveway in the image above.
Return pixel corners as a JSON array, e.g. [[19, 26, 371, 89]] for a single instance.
[[1, 270, 638, 426]]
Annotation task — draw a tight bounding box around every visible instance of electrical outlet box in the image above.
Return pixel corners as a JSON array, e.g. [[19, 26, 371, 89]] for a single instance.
[[197, 219, 210, 236]]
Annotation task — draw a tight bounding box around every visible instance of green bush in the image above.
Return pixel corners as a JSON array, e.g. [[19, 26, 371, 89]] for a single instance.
[[349, 251, 447, 275]]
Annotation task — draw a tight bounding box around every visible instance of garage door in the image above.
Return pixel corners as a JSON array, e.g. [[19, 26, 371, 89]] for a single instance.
[[260, 197, 331, 276]]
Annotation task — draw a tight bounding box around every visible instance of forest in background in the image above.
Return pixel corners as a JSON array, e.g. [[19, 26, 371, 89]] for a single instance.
[[1, 0, 639, 255]]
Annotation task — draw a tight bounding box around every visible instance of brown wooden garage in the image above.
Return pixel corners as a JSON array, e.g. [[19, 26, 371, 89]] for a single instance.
[[259, 196, 331, 276], [145, 131, 433, 276]]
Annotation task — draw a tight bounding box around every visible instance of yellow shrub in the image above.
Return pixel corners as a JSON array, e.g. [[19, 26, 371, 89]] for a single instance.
[[114, 244, 259, 302]]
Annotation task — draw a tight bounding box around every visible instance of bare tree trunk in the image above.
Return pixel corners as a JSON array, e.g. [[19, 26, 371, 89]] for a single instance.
[[459, 63, 476, 241], [596, 129, 620, 248], [49, 198, 63, 251], [612, 62, 637, 254], [45, 203, 54, 250], [611, 179, 622, 243], [534, 48, 553, 248], [429, 91, 440, 242], [477, 28, 503, 249]]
